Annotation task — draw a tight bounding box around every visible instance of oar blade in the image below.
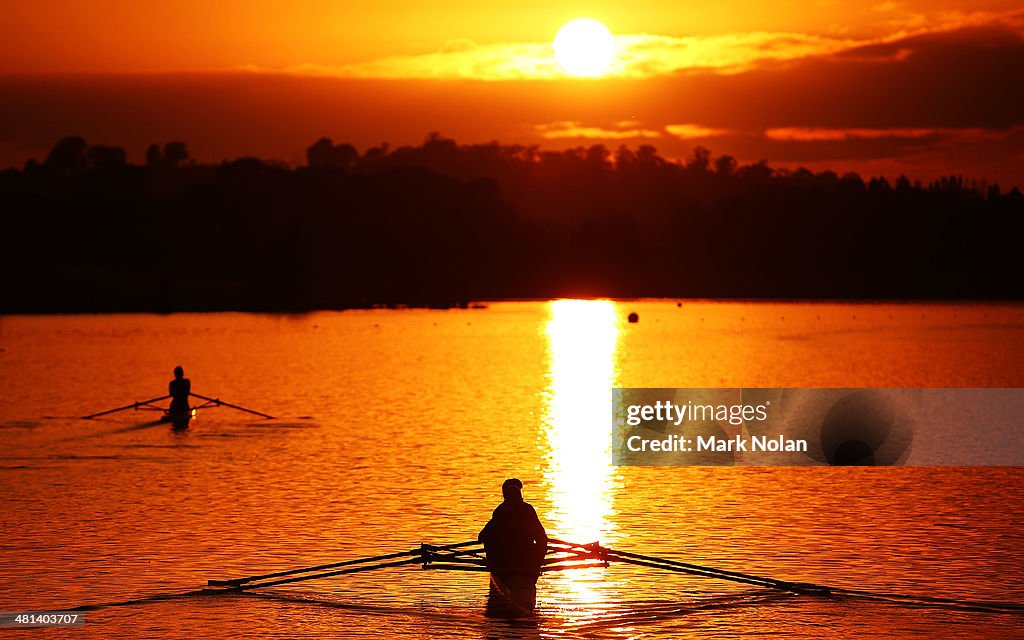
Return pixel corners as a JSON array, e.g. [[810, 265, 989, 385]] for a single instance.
[[81, 395, 172, 419]]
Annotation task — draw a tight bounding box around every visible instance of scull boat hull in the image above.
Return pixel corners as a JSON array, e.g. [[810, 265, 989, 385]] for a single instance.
[[486, 573, 538, 618], [160, 411, 191, 429]]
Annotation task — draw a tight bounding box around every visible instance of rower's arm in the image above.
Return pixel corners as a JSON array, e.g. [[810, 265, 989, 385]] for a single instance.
[[529, 505, 547, 545]]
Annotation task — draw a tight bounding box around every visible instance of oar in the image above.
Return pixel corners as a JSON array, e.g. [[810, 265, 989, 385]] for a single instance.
[[239, 557, 427, 590], [550, 539, 826, 593], [209, 549, 418, 587], [422, 541, 606, 573], [82, 395, 171, 419], [826, 586, 1024, 614], [209, 540, 479, 587], [600, 551, 783, 589], [421, 564, 490, 572], [550, 539, 781, 587], [603, 547, 824, 592], [422, 562, 608, 572], [189, 393, 275, 419], [421, 545, 608, 573], [553, 540, 1022, 611], [421, 555, 486, 566], [550, 538, 770, 580], [419, 543, 486, 564]]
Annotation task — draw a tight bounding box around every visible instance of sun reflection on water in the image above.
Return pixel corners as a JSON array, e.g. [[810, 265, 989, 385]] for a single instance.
[[541, 298, 621, 550]]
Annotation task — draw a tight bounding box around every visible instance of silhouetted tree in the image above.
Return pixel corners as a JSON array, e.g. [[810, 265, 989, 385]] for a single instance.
[[2, 134, 1021, 313], [714, 155, 737, 176], [146, 143, 163, 167], [614, 145, 635, 168], [635, 144, 663, 167], [86, 145, 127, 171], [585, 144, 610, 167], [868, 176, 891, 193], [44, 136, 88, 175], [306, 137, 358, 171], [423, 131, 457, 158], [306, 137, 334, 168], [737, 160, 772, 185], [163, 142, 189, 167], [687, 146, 711, 172]]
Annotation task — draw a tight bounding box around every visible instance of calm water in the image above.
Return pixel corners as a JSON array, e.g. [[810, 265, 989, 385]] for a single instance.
[[1, 301, 1023, 638]]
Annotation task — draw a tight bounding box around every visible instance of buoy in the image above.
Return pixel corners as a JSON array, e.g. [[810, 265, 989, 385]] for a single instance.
[[627, 312, 639, 323]]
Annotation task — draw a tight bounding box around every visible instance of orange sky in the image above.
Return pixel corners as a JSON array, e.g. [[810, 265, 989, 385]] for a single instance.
[[1, 1, 1022, 184], [1, 1, 1020, 73], [2, 0, 1021, 74]]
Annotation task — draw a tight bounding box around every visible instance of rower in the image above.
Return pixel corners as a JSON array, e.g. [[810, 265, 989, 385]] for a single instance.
[[169, 366, 191, 415], [479, 478, 547, 616]]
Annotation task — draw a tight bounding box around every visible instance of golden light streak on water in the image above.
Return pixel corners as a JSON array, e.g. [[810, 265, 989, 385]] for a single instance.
[[540, 300, 623, 606]]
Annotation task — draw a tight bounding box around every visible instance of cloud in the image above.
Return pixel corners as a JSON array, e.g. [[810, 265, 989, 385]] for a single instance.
[[763, 127, 1005, 142], [280, 42, 563, 81], [536, 121, 661, 140], [666, 124, 736, 139], [884, 6, 1024, 33], [608, 32, 856, 76], [751, 126, 1024, 166], [242, 31, 860, 81]]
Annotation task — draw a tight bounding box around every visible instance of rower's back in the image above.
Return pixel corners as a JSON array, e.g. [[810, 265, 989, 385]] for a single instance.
[[479, 478, 547, 617], [480, 499, 546, 572], [169, 366, 191, 413]]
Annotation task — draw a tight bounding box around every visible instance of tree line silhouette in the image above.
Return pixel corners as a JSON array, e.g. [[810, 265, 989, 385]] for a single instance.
[[2, 133, 1021, 312]]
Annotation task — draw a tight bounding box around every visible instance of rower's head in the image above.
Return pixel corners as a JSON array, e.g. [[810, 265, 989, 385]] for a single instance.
[[173, 366, 184, 379], [501, 478, 524, 501]]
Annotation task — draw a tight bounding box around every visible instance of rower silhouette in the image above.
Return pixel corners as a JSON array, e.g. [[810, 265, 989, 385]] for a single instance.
[[169, 366, 191, 416], [479, 478, 547, 617]]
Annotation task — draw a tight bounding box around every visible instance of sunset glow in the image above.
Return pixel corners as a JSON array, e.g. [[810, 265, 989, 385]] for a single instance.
[[0, 1, 1021, 185]]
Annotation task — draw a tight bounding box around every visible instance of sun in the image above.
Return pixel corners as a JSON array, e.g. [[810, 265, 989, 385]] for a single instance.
[[553, 18, 615, 77]]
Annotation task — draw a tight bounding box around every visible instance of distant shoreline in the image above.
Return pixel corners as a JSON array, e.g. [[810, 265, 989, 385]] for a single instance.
[[4, 297, 1023, 317], [5, 136, 1022, 313]]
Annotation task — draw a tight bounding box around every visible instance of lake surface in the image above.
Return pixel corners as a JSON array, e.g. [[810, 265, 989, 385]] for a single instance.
[[1, 301, 1023, 638]]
